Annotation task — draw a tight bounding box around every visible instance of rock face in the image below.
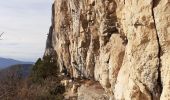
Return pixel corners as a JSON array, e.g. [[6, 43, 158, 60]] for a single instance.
[[45, 0, 170, 99], [78, 82, 109, 100]]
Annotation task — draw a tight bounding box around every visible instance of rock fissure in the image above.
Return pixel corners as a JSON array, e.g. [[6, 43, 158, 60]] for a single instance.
[[152, 0, 163, 95]]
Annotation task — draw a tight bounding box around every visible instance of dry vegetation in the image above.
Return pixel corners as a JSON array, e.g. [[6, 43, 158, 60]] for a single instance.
[[0, 55, 65, 100]]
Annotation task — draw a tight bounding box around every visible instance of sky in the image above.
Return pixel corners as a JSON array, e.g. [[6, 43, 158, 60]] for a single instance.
[[0, 0, 52, 62]]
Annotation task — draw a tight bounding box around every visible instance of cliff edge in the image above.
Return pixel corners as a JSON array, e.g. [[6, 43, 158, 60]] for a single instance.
[[45, 0, 170, 99]]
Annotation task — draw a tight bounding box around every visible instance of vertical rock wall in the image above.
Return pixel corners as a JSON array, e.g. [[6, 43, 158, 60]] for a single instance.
[[45, 0, 170, 99], [153, 0, 170, 99]]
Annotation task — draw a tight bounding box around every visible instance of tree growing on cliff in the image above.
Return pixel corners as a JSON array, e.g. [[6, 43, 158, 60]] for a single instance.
[[27, 55, 65, 100], [30, 55, 59, 83]]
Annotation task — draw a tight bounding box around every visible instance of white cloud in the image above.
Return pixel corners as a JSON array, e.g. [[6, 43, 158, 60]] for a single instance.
[[0, 0, 52, 61]]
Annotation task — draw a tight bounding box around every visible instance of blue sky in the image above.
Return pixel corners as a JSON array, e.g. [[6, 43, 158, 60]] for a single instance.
[[0, 0, 52, 62]]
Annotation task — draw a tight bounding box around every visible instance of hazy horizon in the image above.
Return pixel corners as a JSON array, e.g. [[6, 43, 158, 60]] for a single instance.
[[0, 0, 52, 62]]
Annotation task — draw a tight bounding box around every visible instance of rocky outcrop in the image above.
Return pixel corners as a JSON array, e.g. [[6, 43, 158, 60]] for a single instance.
[[78, 82, 109, 100], [45, 0, 170, 99]]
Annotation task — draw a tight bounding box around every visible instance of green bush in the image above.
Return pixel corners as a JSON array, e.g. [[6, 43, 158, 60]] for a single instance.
[[29, 55, 66, 100], [30, 55, 59, 83]]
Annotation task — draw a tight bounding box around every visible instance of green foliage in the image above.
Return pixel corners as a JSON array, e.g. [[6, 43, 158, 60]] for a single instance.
[[31, 55, 59, 83], [28, 55, 66, 100]]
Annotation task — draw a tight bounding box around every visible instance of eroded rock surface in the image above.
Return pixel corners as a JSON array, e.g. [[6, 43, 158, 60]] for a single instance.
[[45, 0, 170, 99], [78, 81, 108, 100]]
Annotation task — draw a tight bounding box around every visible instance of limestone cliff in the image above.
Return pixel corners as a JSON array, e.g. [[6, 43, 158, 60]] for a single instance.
[[45, 0, 170, 99]]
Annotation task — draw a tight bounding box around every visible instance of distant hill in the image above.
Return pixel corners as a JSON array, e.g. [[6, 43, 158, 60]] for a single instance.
[[0, 64, 33, 98], [0, 64, 33, 79], [0, 57, 34, 69]]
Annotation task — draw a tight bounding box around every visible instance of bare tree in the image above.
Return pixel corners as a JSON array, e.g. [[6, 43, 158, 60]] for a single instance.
[[0, 32, 4, 40]]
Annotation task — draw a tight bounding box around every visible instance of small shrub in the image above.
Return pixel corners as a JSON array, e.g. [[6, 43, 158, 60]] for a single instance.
[[50, 84, 65, 95]]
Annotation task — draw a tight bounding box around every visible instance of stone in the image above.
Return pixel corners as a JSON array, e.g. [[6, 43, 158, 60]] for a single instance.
[[45, 0, 170, 99], [77, 83, 108, 100]]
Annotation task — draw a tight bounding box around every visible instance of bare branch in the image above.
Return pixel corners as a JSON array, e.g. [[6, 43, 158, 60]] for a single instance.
[[0, 32, 4, 37], [0, 32, 4, 40]]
